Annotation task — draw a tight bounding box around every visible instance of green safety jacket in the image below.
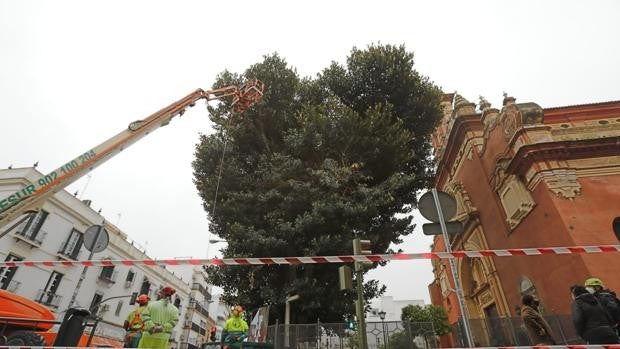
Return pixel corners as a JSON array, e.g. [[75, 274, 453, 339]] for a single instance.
[[138, 299, 179, 349], [224, 316, 249, 332]]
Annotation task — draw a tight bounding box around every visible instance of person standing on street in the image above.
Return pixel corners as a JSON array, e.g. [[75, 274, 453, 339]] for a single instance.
[[138, 286, 179, 349], [585, 278, 620, 335], [123, 294, 150, 348], [571, 285, 620, 344], [521, 294, 556, 345]]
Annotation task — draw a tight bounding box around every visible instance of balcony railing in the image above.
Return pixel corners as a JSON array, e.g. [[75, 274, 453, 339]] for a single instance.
[[36, 290, 63, 308], [191, 283, 211, 299], [14, 231, 47, 247], [57, 246, 82, 260], [124, 279, 135, 288], [4, 279, 21, 293], [187, 300, 210, 318]]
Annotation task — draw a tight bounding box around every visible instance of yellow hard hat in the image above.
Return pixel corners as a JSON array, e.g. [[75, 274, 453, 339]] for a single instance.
[[585, 278, 604, 287]]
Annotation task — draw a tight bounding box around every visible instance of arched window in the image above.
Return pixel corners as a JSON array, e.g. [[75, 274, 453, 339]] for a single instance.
[[613, 217, 620, 241]]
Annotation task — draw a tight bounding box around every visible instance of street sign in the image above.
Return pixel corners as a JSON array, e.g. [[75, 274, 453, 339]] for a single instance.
[[418, 191, 457, 222], [422, 221, 464, 235], [83, 225, 109, 253]]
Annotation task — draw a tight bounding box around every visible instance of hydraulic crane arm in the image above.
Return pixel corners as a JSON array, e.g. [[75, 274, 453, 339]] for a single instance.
[[0, 79, 265, 229]]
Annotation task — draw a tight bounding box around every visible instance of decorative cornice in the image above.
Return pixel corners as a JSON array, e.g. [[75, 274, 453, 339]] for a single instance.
[[508, 136, 620, 177], [544, 100, 620, 123]]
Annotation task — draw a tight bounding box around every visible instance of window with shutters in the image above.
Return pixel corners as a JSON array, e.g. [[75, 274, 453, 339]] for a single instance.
[[125, 270, 136, 288], [18, 210, 49, 243], [98, 265, 117, 283], [38, 271, 63, 307], [0, 254, 22, 291], [90, 292, 104, 312], [115, 300, 124, 316], [59, 229, 83, 259]]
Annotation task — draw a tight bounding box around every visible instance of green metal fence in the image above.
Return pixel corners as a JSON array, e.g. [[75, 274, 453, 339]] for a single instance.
[[266, 321, 438, 349], [450, 315, 583, 347]]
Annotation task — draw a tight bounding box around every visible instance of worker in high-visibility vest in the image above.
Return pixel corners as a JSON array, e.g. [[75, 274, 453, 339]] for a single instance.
[[222, 305, 249, 348], [123, 294, 149, 348], [138, 286, 179, 349]]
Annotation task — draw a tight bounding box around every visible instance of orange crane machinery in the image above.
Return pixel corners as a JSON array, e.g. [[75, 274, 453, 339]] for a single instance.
[[0, 79, 265, 231]]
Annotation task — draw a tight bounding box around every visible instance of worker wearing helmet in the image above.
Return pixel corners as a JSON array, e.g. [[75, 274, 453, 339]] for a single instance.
[[123, 294, 149, 347], [138, 286, 179, 349], [585, 278, 620, 334], [222, 305, 249, 346]]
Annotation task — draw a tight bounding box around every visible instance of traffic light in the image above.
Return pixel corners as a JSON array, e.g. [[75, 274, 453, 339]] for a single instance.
[[352, 238, 371, 255], [353, 238, 372, 269], [346, 317, 357, 331], [209, 326, 217, 342]]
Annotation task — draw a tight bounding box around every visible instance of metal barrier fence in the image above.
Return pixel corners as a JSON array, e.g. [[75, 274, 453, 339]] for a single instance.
[[451, 315, 583, 347], [266, 321, 438, 349]]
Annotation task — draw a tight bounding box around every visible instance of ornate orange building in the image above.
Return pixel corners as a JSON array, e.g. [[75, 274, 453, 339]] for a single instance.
[[427, 94, 620, 346]]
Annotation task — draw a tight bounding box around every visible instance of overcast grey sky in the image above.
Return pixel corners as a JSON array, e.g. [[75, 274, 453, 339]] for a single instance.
[[1, 0, 619, 303]]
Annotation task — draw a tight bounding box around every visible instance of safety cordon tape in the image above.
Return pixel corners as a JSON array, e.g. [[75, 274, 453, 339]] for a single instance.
[[0, 347, 129, 349], [0, 245, 618, 268], [9, 344, 615, 349], [450, 346, 620, 349]]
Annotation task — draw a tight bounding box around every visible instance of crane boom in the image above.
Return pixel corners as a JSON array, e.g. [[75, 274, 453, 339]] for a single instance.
[[0, 79, 264, 229]]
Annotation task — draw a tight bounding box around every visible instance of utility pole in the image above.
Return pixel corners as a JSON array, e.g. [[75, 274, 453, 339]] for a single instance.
[[353, 238, 371, 349], [431, 189, 474, 347]]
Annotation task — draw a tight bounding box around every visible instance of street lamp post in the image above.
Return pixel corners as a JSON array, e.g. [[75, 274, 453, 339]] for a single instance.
[[285, 294, 300, 348], [206, 238, 227, 259], [378, 310, 388, 349]]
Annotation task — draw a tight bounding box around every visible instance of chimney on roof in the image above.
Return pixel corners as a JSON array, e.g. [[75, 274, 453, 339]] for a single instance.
[[82, 199, 92, 207]]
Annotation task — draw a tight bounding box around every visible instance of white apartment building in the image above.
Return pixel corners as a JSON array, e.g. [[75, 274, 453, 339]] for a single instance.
[[368, 296, 425, 322], [0, 167, 213, 346], [178, 266, 213, 349]]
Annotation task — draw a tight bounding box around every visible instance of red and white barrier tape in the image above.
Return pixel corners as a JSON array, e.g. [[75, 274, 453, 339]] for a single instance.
[[0, 344, 620, 349], [0, 245, 618, 268], [0, 347, 128, 349], [450, 346, 620, 349]]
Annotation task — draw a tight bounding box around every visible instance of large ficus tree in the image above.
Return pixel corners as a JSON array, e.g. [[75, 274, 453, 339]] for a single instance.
[[193, 45, 442, 323]]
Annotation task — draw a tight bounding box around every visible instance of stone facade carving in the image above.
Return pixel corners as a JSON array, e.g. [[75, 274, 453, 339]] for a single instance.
[[454, 94, 477, 116], [501, 105, 520, 142], [449, 181, 477, 220], [498, 94, 545, 143], [540, 169, 582, 199], [491, 157, 535, 229], [491, 158, 512, 192], [498, 175, 536, 229]]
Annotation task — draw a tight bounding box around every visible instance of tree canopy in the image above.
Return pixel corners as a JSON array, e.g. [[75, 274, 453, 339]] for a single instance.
[[401, 304, 451, 337], [193, 44, 442, 323]]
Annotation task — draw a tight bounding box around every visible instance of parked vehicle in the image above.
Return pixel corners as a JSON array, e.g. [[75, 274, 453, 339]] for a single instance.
[[0, 289, 121, 346]]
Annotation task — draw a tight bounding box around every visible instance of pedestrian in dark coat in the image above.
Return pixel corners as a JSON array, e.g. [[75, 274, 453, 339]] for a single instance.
[[521, 294, 556, 345], [570, 285, 620, 344], [585, 278, 620, 335]]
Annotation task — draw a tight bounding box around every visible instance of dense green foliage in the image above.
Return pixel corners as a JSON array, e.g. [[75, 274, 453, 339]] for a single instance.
[[401, 305, 451, 336], [193, 44, 442, 323]]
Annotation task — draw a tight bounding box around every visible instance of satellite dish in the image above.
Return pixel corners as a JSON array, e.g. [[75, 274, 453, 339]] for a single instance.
[[418, 191, 457, 222], [83, 225, 109, 253]]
